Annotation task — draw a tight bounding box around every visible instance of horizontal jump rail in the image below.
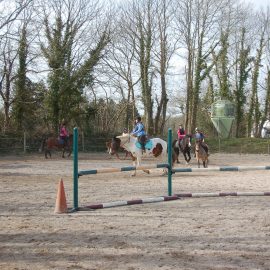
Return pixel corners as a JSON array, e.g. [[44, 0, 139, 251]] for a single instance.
[[80, 195, 179, 210], [78, 163, 169, 176], [78, 191, 270, 210], [173, 165, 270, 173], [174, 191, 270, 197]]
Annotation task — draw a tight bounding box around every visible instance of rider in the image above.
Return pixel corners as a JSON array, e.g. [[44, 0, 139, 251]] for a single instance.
[[122, 127, 128, 135], [59, 120, 69, 147], [194, 127, 209, 156], [177, 124, 186, 149], [131, 116, 147, 152]]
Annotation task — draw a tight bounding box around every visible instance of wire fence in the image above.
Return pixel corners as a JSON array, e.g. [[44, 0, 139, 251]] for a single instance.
[[1, 133, 270, 155], [0, 133, 110, 154]]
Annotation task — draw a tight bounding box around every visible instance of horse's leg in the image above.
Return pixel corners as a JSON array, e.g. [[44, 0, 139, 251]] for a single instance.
[[187, 148, 191, 163], [160, 151, 168, 176], [66, 145, 71, 157], [183, 151, 189, 164], [142, 155, 150, 174], [197, 157, 200, 168], [131, 158, 137, 176], [174, 147, 180, 163], [46, 149, 51, 158], [45, 148, 51, 159]]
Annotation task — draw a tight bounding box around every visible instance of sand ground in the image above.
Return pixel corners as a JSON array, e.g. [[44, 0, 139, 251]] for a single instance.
[[1, 151, 270, 270]]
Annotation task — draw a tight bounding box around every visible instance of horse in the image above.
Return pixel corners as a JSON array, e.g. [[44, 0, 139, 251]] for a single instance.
[[195, 140, 208, 168], [105, 137, 132, 160], [40, 135, 73, 159], [261, 120, 270, 138], [108, 133, 175, 176], [172, 135, 192, 164]]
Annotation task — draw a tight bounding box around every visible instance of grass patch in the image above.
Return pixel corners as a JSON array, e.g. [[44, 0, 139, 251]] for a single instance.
[[206, 137, 270, 154]]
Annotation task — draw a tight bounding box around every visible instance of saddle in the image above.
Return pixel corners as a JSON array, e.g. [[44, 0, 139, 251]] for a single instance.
[[135, 138, 152, 150], [59, 137, 69, 146]]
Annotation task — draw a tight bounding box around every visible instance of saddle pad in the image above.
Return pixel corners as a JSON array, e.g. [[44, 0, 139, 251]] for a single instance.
[[135, 140, 153, 150]]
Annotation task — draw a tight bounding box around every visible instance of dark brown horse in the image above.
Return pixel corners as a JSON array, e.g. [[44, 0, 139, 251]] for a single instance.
[[106, 137, 135, 161], [173, 135, 192, 164], [40, 135, 73, 158]]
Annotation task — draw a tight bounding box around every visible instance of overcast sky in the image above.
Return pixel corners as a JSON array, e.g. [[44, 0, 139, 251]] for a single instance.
[[243, 0, 270, 9]]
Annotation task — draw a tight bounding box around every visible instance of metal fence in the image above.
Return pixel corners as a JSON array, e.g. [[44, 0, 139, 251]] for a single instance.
[[0, 133, 110, 154], [1, 133, 270, 155]]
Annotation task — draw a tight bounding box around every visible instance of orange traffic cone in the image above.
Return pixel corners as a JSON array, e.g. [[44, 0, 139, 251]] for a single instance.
[[54, 179, 68, 214]]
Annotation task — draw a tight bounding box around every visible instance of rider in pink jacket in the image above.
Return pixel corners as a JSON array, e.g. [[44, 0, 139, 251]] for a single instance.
[[59, 121, 69, 145], [177, 124, 186, 141]]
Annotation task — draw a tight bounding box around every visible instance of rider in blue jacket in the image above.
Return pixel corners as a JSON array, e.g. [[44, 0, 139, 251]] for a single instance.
[[195, 127, 209, 155], [131, 116, 147, 152]]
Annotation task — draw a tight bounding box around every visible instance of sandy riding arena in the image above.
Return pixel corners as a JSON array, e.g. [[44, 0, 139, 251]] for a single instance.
[[1, 152, 270, 270]]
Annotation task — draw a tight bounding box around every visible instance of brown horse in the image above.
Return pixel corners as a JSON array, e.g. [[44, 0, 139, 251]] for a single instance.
[[105, 137, 133, 160], [195, 140, 208, 168], [40, 135, 73, 158], [172, 135, 192, 164]]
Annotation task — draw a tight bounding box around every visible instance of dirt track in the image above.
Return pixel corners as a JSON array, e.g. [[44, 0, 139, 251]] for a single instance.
[[1, 152, 270, 270]]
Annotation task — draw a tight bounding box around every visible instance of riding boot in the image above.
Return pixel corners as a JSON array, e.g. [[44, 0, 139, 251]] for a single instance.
[[142, 144, 145, 153]]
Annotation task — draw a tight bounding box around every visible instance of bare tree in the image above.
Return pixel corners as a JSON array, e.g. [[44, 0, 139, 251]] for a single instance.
[[247, 10, 269, 137], [39, 0, 111, 130], [102, 9, 141, 131], [175, 0, 226, 132], [153, 0, 176, 135], [0, 0, 34, 132]]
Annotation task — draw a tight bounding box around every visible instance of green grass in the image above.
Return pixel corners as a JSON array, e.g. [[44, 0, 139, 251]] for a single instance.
[[206, 137, 270, 154]]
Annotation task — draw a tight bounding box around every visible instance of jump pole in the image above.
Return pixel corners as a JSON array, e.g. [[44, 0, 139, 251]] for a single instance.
[[72, 127, 172, 210], [73, 127, 79, 210], [167, 128, 172, 196]]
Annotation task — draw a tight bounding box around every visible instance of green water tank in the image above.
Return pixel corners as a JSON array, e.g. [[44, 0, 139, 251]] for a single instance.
[[211, 100, 235, 138]]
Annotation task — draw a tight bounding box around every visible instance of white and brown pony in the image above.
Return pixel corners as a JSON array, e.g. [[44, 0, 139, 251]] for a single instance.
[[195, 140, 208, 168], [107, 133, 174, 176]]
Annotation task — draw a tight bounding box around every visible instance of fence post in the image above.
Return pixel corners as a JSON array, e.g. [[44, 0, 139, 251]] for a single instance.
[[73, 127, 78, 210], [82, 131, 85, 152], [24, 132, 26, 153]]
